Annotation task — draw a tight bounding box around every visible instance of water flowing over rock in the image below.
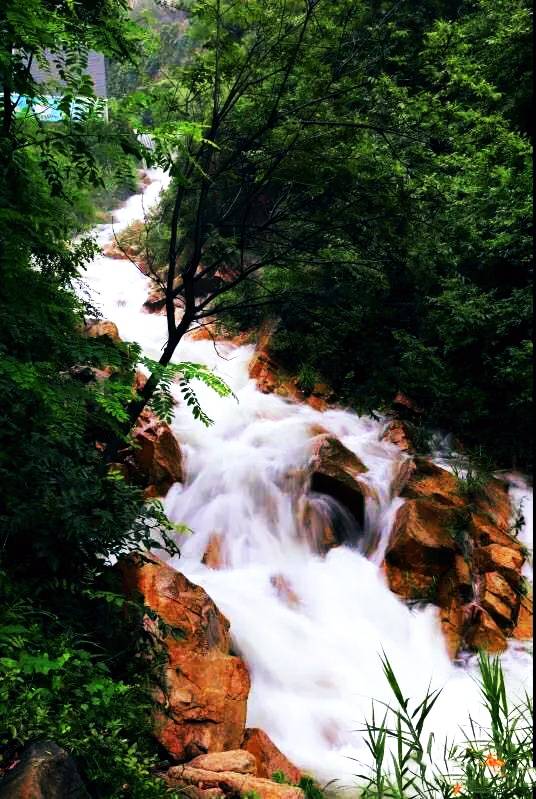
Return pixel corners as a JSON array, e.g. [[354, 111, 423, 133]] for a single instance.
[[119, 554, 250, 762], [308, 434, 368, 532], [80, 170, 533, 782], [0, 742, 89, 799], [242, 729, 302, 782]]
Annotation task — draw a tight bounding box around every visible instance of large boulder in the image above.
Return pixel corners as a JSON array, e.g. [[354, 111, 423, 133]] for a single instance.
[[165, 765, 304, 799], [386, 499, 457, 571], [401, 458, 465, 509], [384, 458, 528, 658], [0, 742, 89, 799], [119, 555, 250, 762], [308, 434, 368, 531], [129, 409, 183, 496], [242, 729, 301, 783]]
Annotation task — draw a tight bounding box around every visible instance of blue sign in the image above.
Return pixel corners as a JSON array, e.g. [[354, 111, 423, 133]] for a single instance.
[[13, 94, 65, 122], [11, 94, 108, 123]]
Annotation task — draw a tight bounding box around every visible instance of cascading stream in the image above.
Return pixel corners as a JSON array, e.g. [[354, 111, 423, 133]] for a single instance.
[[80, 173, 533, 785]]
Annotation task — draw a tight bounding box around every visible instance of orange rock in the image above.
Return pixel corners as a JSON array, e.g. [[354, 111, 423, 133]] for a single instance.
[[188, 751, 257, 774], [382, 421, 413, 453], [392, 392, 423, 416], [144, 290, 166, 314], [119, 555, 250, 762], [308, 434, 368, 530], [470, 513, 523, 551], [481, 591, 514, 625], [249, 350, 282, 395], [439, 600, 464, 660], [402, 459, 465, 509], [242, 729, 302, 783], [270, 575, 301, 608], [84, 319, 120, 342], [203, 535, 228, 571], [477, 479, 512, 532], [102, 240, 129, 260], [165, 766, 304, 799], [386, 500, 457, 571], [306, 396, 328, 412], [384, 563, 438, 602], [513, 595, 533, 641], [385, 459, 524, 657], [131, 409, 183, 496], [189, 324, 217, 342], [475, 545, 524, 583], [482, 572, 517, 607], [391, 458, 417, 498], [454, 555, 472, 589], [465, 608, 508, 653]]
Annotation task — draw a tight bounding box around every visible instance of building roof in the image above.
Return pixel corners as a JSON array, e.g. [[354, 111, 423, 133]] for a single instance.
[[30, 51, 107, 98]]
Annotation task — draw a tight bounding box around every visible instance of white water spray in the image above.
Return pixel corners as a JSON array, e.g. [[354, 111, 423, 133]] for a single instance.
[[80, 173, 533, 785]]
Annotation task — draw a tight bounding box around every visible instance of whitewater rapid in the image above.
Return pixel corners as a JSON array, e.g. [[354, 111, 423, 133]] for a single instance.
[[80, 172, 533, 786]]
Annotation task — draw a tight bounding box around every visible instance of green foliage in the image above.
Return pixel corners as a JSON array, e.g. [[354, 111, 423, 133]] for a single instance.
[[357, 653, 534, 798], [297, 364, 319, 396], [212, 0, 532, 469], [451, 453, 494, 503], [0, 3, 189, 797], [0, 579, 180, 799], [140, 355, 236, 426]]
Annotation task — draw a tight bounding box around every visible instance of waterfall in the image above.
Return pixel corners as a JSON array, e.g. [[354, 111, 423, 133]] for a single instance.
[[79, 172, 533, 785]]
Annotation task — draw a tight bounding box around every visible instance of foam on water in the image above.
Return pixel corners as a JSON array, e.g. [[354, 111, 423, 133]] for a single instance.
[[80, 173, 533, 786]]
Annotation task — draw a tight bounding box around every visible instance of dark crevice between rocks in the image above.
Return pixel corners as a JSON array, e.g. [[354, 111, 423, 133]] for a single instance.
[[311, 473, 365, 531]]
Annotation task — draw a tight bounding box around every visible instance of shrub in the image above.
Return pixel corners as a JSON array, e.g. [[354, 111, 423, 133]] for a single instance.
[[357, 653, 534, 798]]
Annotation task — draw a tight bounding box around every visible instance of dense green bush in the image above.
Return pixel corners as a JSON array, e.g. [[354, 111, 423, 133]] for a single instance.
[[0, 574, 181, 799]]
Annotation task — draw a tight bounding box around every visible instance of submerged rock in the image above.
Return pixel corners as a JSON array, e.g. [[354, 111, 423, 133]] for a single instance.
[[0, 741, 89, 799], [119, 554, 250, 762]]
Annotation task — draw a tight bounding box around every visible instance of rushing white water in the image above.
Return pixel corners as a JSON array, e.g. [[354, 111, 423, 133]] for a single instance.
[[80, 173, 533, 786]]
